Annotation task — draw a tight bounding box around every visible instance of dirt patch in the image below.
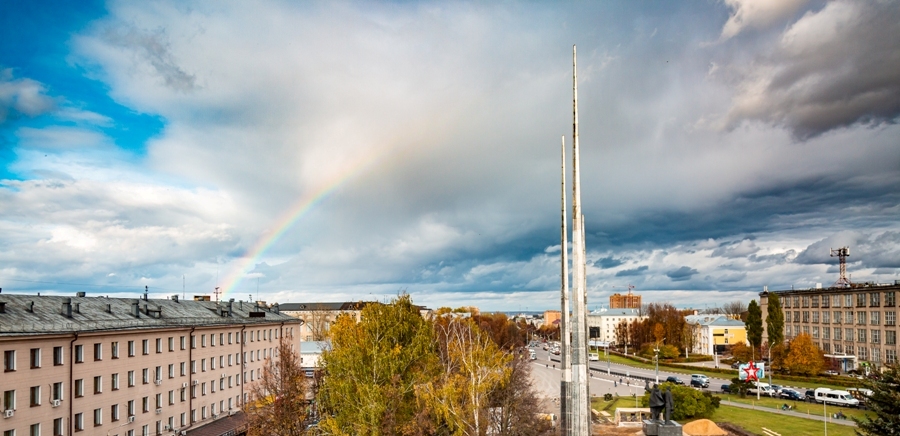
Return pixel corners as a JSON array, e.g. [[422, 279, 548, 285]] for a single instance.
[[683, 419, 727, 436], [715, 422, 755, 436]]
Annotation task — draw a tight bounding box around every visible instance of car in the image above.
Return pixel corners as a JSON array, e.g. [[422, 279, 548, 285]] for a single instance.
[[770, 384, 783, 394], [721, 384, 731, 394], [588, 352, 599, 361], [690, 379, 708, 388], [805, 390, 816, 402], [665, 376, 685, 385], [749, 381, 777, 397], [814, 388, 859, 407], [730, 361, 743, 369], [779, 388, 803, 401], [823, 370, 839, 376], [691, 374, 710, 386]]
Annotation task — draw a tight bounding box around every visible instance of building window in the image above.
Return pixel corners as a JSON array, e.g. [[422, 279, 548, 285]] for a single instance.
[[5, 350, 17, 372], [201, 335, 206, 348], [29, 349, 40, 369], [54, 418, 64, 436], [180, 336, 186, 350], [858, 329, 867, 342], [802, 311, 809, 323], [191, 360, 197, 374], [111, 341, 118, 359], [846, 311, 854, 324], [823, 327, 830, 339], [93, 343, 102, 361], [156, 338, 162, 353], [845, 328, 853, 341], [168, 337, 174, 352], [53, 347, 63, 366], [823, 311, 830, 324], [858, 346, 868, 360], [94, 407, 102, 426], [74, 412, 83, 431], [30, 424, 39, 436], [871, 311, 881, 325], [74, 379, 84, 397], [886, 292, 896, 307], [169, 364, 175, 378], [112, 373, 119, 390], [832, 295, 842, 308], [886, 330, 896, 345], [169, 390, 175, 405], [180, 362, 186, 376], [29, 386, 40, 406], [858, 312, 867, 325], [191, 335, 196, 349], [128, 370, 135, 387], [811, 296, 819, 308], [142, 396, 149, 413], [857, 294, 867, 307], [872, 329, 880, 344], [111, 404, 119, 421], [128, 341, 135, 357], [812, 311, 819, 323], [74, 345, 83, 363], [870, 292, 881, 307], [834, 311, 842, 324], [52, 382, 63, 401], [887, 312, 896, 326], [142, 368, 149, 384], [845, 295, 853, 308], [127, 400, 135, 416], [142, 339, 149, 355], [201, 358, 206, 372], [94, 376, 102, 394], [886, 349, 897, 364], [155, 393, 161, 409], [3, 389, 15, 411], [228, 333, 233, 344]]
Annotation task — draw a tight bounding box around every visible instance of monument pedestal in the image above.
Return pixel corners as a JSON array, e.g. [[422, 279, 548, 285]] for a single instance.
[[658, 421, 682, 436], [642, 419, 659, 435]]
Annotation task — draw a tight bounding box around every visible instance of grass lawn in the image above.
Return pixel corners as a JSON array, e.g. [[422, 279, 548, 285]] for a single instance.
[[704, 404, 858, 436], [717, 392, 872, 421]]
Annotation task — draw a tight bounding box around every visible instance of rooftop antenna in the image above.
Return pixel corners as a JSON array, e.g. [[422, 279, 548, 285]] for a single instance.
[[830, 247, 851, 288], [214, 287, 221, 302], [144, 285, 149, 300]]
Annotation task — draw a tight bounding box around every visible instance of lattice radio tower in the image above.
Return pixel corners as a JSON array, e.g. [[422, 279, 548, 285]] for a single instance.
[[830, 247, 851, 288]]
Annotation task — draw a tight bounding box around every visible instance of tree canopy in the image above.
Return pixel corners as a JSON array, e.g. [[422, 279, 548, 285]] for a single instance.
[[854, 364, 900, 435], [765, 293, 784, 346], [783, 333, 824, 376], [746, 300, 762, 355]]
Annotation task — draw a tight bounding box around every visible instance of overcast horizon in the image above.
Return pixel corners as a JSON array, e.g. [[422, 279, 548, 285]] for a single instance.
[[1, 0, 898, 311]]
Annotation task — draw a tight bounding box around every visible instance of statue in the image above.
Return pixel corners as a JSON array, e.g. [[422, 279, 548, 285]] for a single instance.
[[649, 384, 665, 421], [664, 386, 674, 423]]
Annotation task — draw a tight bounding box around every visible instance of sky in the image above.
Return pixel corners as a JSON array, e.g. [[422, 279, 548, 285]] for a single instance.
[[0, 0, 898, 312]]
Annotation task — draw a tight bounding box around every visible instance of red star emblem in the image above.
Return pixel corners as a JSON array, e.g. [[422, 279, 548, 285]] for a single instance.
[[743, 361, 759, 382]]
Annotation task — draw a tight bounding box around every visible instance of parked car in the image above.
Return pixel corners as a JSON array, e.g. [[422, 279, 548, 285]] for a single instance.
[[779, 388, 803, 401], [823, 369, 839, 376], [749, 381, 777, 397], [721, 384, 731, 394], [846, 388, 873, 407], [730, 361, 743, 369], [814, 388, 860, 407], [665, 376, 685, 385], [805, 389, 816, 402], [770, 384, 783, 394]]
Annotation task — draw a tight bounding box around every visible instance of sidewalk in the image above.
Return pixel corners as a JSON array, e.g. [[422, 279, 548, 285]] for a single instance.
[[720, 400, 857, 427]]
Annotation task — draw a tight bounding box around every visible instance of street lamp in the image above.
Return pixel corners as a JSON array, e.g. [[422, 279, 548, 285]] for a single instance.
[[654, 338, 666, 384]]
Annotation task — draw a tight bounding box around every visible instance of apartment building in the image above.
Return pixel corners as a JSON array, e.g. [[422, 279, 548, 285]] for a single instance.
[[586, 308, 646, 345], [0, 293, 303, 436], [760, 283, 899, 372], [609, 291, 641, 309], [685, 314, 747, 356], [281, 302, 431, 341]]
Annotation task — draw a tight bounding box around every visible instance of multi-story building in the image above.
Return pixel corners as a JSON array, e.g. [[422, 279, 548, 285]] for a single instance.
[[685, 314, 747, 356], [760, 282, 899, 372], [586, 308, 645, 345], [542, 310, 561, 329], [609, 291, 641, 309], [0, 293, 302, 436], [281, 302, 432, 341]]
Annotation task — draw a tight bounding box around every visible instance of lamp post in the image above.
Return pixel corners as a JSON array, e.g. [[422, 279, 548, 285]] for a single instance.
[[654, 338, 665, 384], [606, 345, 610, 375]]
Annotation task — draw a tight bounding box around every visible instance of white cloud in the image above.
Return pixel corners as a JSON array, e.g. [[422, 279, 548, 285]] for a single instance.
[[720, 0, 810, 40]]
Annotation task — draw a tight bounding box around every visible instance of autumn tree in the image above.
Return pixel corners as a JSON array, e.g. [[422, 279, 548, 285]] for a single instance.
[[487, 354, 554, 436], [641, 383, 719, 420], [746, 300, 762, 358], [245, 335, 312, 436], [417, 317, 512, 435], [783, 333, 824, 376], [729, 342, 753, 363], [317, 295, 438, 435], [854, 364, 900, 435], [765, 293, 784, 347]]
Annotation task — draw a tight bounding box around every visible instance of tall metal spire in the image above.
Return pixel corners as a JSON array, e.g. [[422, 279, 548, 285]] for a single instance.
[[569, 44, 591, 434], [560, 135, 572, 434]]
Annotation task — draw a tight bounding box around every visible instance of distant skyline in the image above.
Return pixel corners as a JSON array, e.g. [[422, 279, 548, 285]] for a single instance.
[[1, 0, 898, 310]]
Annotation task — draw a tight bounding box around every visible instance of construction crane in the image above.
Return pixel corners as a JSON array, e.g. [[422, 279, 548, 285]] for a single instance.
[[830, 247, 851, 288]]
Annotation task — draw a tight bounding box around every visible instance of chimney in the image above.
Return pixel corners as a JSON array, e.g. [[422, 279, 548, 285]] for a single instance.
[[272, 303, 280, 314], [62, 298, 73, 318], [105, 303, 112, 313], [132, 301, 140, 318], [27, 301, 34, 313], [76, 291, 86, 297], [227, 299, 234, 317], [172, 295, 179, 303], [0, 302, 6, 313]]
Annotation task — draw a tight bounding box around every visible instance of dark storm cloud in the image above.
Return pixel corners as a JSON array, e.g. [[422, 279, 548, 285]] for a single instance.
[[615, 265, 648, 277], [595, 256, 625, 269], [726, 0, 900, 139], [667, 266, 699, 281]]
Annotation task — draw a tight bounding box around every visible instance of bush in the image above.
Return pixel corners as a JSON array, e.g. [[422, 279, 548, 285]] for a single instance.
[[640, 383, 719, 420], [603, 393, 613, 401]]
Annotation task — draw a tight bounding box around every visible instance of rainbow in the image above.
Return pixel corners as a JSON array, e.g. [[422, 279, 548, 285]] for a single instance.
[[217, 143, 391, 299]]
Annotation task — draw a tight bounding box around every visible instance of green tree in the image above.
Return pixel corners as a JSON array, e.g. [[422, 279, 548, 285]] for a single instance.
[[317, 295, 438, 436], [765, 293, 784, 347], [746, 300, 763, 357], [245, 335, 312, 436], [854, 364, 900, 435], [641, 383, 719, 420], [783, 333, 824, 376]]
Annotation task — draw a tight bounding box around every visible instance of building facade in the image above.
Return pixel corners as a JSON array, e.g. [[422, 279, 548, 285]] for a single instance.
[[609, 292, 641, 309], [0, 293, 303, 436], [685, 315, 747, 356], [543, 310, 561, 329], [586, 308, 645, 345], [760, 283, 899, 372]]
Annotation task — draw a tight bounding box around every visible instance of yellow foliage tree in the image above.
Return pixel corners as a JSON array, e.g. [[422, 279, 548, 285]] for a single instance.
[[784, 333, 824, 376]]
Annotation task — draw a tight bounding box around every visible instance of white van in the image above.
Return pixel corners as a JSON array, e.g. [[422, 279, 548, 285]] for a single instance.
[[529, 349, 537, 360], [749, 381, 776, 397], [589, 352, 599, 361], [814, 388, 860, 407]]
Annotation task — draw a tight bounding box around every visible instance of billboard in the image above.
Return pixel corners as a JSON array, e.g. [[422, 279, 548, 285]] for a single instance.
[[738, 361, 765, 381]]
